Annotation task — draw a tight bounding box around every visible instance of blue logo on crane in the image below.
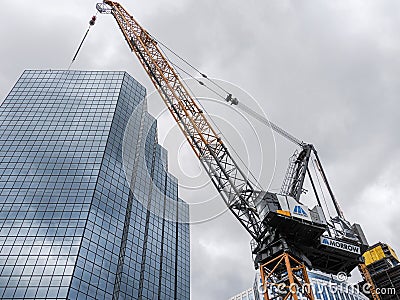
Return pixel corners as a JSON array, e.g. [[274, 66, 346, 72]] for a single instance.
[[293, 205, 308, 217]]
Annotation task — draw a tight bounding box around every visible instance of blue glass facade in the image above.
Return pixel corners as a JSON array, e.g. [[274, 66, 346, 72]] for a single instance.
[[0, 70, 190, 300]]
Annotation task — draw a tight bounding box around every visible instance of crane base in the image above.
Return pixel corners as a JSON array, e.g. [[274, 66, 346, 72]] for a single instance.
[[259, 252, 314, 300]]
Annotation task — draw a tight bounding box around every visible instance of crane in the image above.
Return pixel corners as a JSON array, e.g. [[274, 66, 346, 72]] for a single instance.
[[95, 2, 373, 299]]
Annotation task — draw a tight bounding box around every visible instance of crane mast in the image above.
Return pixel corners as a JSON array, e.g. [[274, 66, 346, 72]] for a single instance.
[[97, 1, 264, 241]]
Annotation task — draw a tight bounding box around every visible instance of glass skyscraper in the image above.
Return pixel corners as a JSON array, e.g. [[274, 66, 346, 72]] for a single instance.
[[0, 70, 190, 300]]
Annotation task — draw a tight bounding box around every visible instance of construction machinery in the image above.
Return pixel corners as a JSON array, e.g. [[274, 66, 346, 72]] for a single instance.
[[94, 2, 373, 299], [359, 243, 400, 300]]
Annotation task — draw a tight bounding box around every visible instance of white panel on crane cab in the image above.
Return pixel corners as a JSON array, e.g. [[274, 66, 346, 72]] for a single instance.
[[286, 197, 312, 222], [276, 195, 289, 211]]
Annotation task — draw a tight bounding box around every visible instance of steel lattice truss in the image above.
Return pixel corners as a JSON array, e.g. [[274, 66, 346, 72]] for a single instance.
[[98, 1, 263, 240], [260, 253, 314, 300]]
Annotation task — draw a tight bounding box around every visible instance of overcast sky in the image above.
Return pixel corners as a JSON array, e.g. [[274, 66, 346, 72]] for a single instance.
[[1, 1, 400, 299]]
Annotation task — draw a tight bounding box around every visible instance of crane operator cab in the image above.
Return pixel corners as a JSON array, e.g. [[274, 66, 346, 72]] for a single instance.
[[252, 145, 369, 275]]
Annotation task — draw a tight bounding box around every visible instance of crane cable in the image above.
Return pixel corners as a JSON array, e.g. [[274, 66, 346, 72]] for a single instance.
[[150, 34, 231, 95], [157, 45, 264, 190], [168, 61, 226, 100], [236, 103, 304, 147], [311, 157, 332, 220], [153, 35, 305, 148]]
